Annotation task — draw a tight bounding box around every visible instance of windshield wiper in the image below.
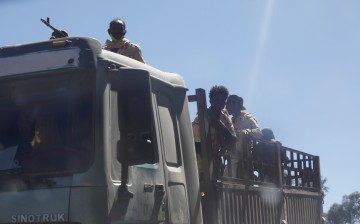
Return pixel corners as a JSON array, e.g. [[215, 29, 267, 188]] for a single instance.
[[27, 176, 57, 187], [0, 168, 57, 187], [0, 168, 23, 176]]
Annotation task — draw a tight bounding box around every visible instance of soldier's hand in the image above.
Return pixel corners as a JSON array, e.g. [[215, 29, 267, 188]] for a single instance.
[[50, 30, 69, 39], [240, 130, 249, 136]]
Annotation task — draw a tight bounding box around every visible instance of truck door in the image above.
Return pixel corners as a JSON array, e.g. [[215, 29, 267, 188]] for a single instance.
[[109, 68, 167, 223], [153, 84, 190, 224]]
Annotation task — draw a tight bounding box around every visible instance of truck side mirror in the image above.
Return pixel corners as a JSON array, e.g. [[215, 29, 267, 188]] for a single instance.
[[110, 68, 155, 166]]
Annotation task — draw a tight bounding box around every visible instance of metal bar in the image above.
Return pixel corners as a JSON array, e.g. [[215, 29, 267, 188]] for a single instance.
[[187, 94, 197, 102], [193, 88, 219, 224], [275, 142, 283, 187]]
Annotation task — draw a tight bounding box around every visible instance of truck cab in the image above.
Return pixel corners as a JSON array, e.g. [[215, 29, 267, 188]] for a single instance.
[[0, 37, 201, 224]]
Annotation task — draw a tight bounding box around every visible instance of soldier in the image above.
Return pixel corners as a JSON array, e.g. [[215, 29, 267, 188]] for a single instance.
[[103, 18, 145, 63], [226, 94, 262, 179], [192, 85, 236, 181]]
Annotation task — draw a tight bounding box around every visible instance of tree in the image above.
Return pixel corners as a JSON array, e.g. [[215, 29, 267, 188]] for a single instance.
[[342, 191, 360, 224], [327, 203, 346, 224], [327, 191, 360, 224], [322, 177, 329, 196]]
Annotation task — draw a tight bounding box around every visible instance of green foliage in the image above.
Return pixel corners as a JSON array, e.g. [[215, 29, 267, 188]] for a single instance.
[[327, 203, 346, 224], [322, 177, 329, 196], [326, 191, 360, 224]]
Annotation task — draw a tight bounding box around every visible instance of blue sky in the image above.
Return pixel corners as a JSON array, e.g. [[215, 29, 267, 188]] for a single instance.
[[1, 0, 360, 212]]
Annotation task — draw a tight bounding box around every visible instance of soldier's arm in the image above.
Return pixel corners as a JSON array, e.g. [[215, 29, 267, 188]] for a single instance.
[[132, 44, 145, 63]]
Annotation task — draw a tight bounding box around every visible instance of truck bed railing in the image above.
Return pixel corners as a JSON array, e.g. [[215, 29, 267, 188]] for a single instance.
[[217, 138, 321, 192]]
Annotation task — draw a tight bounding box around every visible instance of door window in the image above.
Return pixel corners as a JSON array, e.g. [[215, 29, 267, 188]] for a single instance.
[[156, 92, 180, 167]]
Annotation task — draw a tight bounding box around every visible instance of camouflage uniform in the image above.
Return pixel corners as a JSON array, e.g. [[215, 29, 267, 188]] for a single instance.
[[230, 111, 261, 178], [232, 112, 261, 139], [103, 38, 145, 63], [192, 109, 235, 179]]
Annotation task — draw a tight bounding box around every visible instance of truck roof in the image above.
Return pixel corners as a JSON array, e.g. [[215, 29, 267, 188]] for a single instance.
[[0, 37, 187, 89]]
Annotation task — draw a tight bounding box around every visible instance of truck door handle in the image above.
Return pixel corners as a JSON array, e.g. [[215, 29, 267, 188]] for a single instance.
[[155, 184, 165, 196]]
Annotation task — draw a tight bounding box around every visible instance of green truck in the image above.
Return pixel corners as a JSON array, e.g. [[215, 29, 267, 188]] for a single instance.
[[0, 37, 324, 224]]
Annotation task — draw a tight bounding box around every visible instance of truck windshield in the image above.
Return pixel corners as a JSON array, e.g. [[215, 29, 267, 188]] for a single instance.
[[0, 71, 93, 175]]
